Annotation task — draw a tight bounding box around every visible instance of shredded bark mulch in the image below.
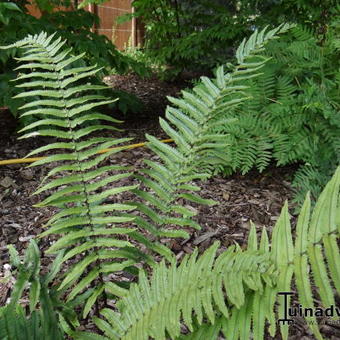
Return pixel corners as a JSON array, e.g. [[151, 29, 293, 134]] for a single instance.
[[103, 73, 190, 118]]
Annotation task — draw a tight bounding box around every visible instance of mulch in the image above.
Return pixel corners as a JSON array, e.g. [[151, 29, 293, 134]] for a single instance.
[[0, 74, 339, 340], [103, 73, 188, 118]]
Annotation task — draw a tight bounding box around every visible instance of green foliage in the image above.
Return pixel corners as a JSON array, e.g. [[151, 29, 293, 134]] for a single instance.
[[78, 167, 340, 340], [246, 0, 338, 32], [1, 25, 292, 324], [117, 0, 248, 78], [0, 5, 148, 117], [0, 240, 66, 340], [0, 2, 21, 25], [1, 31, 148, 311], [33, 0, 73, 14], [121, 43, 157, 76], [0, 7, 130, 72], [111, 0, 339, 78], [129, 24, 293, 249], [109, 89, 144, 115], [5, 23, 339, 340], [214, 23, 340, 203]]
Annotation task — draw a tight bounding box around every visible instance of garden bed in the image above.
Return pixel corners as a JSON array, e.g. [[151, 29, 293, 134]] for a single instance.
[[0, 74, 339, 339]]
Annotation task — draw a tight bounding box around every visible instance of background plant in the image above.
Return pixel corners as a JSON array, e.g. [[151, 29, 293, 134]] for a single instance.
[[108, 0, 338, 79], [213, 20, 340, 204], [0, 1, 147, 119], [0, 241, 66, 340], [115, 0, 247, 79]]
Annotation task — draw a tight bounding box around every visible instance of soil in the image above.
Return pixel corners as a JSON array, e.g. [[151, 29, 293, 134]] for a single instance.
[[0, 75, 339, 340]]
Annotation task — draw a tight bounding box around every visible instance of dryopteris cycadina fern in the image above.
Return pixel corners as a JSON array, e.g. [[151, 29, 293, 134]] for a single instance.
[[129, 24, 293, 246], [1, 32, 153, 316], [78, 167, 340, 340], [0, 25, 293, 318]]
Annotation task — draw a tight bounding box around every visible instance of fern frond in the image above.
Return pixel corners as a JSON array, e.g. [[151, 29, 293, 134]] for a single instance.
[[131, 24, 293, 245], [88, 242, 274, 340], [177, 319, 223, 340], [85, 167, 340, 340], [3, 32, 146, 311]]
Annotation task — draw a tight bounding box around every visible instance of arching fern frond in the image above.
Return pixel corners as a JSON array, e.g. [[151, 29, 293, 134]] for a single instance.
[[130, 24, 293, 244], [76, 242, 275, 340], [79, 167, 340, 340]]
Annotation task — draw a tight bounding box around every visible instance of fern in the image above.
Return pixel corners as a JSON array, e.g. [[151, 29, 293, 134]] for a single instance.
[[78, 167, 340, 340], [2, 24, 339, 340], [130, 24, 293, 245], [0, 25, 294, 320], [0, 32, 150, 313], [0, 240, 66, 340], [214, 24, 340, 202]]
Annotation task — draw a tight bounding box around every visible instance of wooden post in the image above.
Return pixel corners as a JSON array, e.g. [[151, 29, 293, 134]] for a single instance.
[[136, 16, 145, 47], [88, 3, 96, 33], [131, 5, 137, 48]]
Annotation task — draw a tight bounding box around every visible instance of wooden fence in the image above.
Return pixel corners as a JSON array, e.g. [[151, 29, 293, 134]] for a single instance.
[[26, 1, 144, 50]]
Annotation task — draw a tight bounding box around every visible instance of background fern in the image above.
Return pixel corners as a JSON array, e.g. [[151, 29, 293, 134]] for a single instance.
[[214, 24, 340, 204], [0, 240, 66, 340]]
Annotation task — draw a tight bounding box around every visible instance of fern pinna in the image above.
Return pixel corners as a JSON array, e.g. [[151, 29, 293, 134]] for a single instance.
[[1, 32, 149, 314], [130, 24, 293, 251], [77, 167, 340, 340]]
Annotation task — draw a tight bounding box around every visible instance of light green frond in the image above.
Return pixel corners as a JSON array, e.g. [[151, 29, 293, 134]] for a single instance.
[[90, 167, 340, 340], [5, 32, 148, 310], [130, 25, 294, 246], [93, 242, 275, 340]]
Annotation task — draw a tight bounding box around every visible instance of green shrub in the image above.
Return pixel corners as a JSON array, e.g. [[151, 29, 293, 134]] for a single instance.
[[0, 3, 148, 118], [116, 0, 248, 78], [112, 0, 339, 78]]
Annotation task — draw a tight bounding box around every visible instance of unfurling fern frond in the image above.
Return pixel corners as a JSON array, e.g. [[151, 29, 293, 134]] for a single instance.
[[130, 24, 293, 243], [1, 32, 148, 312], [77, 167, 340, 340]]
